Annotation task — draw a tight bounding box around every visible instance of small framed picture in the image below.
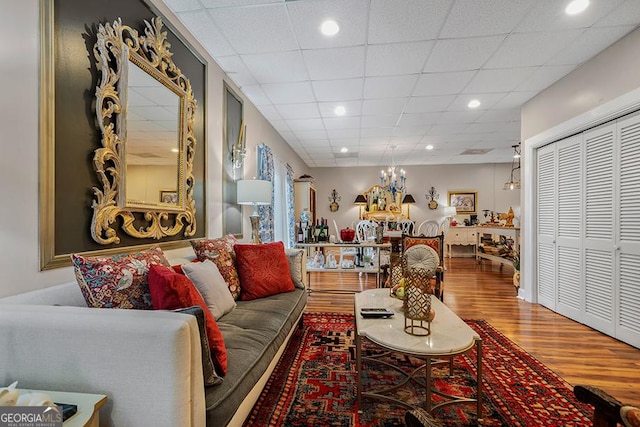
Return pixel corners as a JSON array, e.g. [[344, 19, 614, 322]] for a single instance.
[[160, 190, 178, 204], [447, 191, 477, 214]]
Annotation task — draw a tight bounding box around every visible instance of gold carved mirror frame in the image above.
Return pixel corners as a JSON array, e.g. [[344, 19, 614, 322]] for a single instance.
[[92, 17, 197, 244]]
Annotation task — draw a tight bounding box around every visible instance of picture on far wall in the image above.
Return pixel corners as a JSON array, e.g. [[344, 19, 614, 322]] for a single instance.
[[448, 191, 477, 214]]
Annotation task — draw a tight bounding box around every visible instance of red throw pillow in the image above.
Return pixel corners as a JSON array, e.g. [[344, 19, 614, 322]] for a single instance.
[[148, 264, 227, 375], [235, 242, 295, 301]]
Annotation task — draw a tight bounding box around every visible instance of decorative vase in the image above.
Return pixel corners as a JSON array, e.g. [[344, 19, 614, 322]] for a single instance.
[[340, 227, 355, 242], [402, 267, 433, 336]]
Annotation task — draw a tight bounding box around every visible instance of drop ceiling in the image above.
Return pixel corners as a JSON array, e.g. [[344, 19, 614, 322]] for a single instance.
[[162, 0, 640, 167]]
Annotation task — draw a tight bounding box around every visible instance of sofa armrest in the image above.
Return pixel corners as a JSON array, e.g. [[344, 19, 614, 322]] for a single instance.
[[574, 385, 623, 427], [0, 305, 205, 427]]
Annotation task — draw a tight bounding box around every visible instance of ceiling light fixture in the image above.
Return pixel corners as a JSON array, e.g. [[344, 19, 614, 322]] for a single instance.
[[425, 144, 434, 150], [503, 143, 521, 190], [380, 145, 406, 199], [340, 147, 348, 153], [334, 105, 346, 116], [320, 20, 340, 36], [565, 0, 589, 15], [468, 99, 481, 109]]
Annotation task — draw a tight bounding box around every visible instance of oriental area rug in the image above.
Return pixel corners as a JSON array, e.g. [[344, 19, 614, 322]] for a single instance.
[[244, 313, 593, 427]]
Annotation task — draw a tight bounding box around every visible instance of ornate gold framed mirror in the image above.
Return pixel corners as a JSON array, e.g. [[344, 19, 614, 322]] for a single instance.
[[363, 185, 403, 221], [92, 17, 197, 244]]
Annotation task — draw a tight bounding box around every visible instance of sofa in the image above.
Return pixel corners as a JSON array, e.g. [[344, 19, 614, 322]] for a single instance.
[[0, 246, 307, 427]]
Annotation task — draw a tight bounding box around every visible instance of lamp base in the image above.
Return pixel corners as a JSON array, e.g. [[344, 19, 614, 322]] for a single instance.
[[250, 214, 262, 244]]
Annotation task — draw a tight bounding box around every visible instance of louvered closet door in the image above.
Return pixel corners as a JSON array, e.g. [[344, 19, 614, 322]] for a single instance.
[[616, 113, 640, 348], [556, 136, 583, 321], [583, 123, 616, 335], [536, 144, 557, 310]]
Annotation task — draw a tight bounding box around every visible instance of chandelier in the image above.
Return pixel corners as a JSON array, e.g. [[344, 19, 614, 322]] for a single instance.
[[503, 143, 521, 190], [380, 145, 406, 197]]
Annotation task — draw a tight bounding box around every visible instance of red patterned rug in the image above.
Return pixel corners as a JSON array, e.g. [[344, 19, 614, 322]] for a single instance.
[[244, 313, 592, 426]]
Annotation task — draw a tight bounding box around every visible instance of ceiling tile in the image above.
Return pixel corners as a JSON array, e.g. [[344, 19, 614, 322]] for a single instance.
[[447, 93, 506, 111], [362, 98, 409, 115], [397, 112, 442, 127], [517, 0, 623, 32], [256, 105, 282, 120], [437, 111, 484, 124], [492, 91, 537, 109], [318, 100, 362, 117], [368, 0, 453, 44], [427, 123, 469, 136], [476, 108, 521, 123], [214, 55, 257, 87], [208, 4, 297, 54], [485, 30, 583, 68], [276, 103, 320, 120], [286, 118, 325, 131], [364, 75, 419, 99], [515, 65, 576, 92], [463, 68, 535, 93], [177, 10, 236, 57], [323, 116, 361, 130], [240, 84, 272, 106], [200, 0, 282, 7], [547, 26, 637, 66], [293, 130, 328, 140], [365, 41, 434, 77], [404, 95, 456, 113], [439, 0, 535, 38], [287, 0, 369, 49], [165, 0, 204, 12], [327, 128, 361, 139], [361, 115, 400, 128], [394, 126, 431, 137], [312, 78, 364, 101], [413, 71, 476, 96], [361, 127, 396, 138], [596, 0, 640, 26], [241, 51, 308, 83], [303, 47, 366, 80], [262, 81, 315, 104], [423, 35, 506, 73]]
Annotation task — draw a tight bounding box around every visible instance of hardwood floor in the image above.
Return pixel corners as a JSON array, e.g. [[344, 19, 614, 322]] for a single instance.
[[304, 257, 640, 408]]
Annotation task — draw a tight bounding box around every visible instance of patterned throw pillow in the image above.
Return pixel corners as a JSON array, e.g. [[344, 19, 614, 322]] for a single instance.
[[148, 264, 227, 375], [235, 242, 295, 301], [191, 236, 242, 300], [72, 247, 170, 310]]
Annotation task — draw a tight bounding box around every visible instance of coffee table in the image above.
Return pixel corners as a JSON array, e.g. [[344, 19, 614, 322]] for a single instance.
[[354, 288, 482, 419]]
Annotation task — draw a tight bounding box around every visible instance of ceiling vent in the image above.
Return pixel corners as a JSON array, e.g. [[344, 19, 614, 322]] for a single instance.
[[460, 148, 493, 155], [334, 152, 358, 159]]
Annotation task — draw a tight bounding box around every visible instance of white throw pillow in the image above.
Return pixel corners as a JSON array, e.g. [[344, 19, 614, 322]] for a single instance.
[[285, 248, 305, 289], [182, 260, 237, 320]]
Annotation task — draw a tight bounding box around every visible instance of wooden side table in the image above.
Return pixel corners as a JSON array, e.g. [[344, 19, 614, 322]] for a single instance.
[[17, 389, 107, 427]]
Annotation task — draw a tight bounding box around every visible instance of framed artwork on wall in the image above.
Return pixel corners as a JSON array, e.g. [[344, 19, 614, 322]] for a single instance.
[[448, 191, 477, 214], [222, 83, 244, 237]]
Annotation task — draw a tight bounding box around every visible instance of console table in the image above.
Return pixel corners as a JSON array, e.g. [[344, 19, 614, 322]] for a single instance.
[[295, 242, 391, 292], [444, 226, 477, 257], [475, 226, 520, 267]]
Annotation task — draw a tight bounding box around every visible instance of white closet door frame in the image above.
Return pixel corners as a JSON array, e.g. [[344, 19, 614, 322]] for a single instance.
[[522, 86, 640, 303]]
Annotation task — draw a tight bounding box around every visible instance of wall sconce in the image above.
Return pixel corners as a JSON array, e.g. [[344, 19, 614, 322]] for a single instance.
[[354, 194, 367, 220], [328, 189, 341, 212], [232, 121, 247, 170], [425, 186, 439, 210], [237, 178, 272, 244], [401, 194, 416, 219]]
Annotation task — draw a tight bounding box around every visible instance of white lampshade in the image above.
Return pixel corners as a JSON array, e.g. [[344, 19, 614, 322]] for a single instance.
[[237, 179, 272, 205], [444, 206, 457, 217]]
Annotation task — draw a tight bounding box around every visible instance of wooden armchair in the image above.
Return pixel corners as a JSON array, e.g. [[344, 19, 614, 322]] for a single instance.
[[574, 385, 639, 427]]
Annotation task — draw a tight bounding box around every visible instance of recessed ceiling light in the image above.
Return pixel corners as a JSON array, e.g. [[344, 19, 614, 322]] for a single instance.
[[340, 147, 348, 153], [426, 144, 434, 150], [171, 148, 179, 153], [468, 99, 481, 109], [334, 105, 346, 116], [565, 0, 589, 15], [320, 20, 340, 36]]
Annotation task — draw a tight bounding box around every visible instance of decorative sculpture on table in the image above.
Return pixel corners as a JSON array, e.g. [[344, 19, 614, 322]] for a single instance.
[[0, 381, 19, 406]]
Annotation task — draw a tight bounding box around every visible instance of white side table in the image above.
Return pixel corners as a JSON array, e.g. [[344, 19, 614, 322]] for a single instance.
[[16, 389, 107, 427]]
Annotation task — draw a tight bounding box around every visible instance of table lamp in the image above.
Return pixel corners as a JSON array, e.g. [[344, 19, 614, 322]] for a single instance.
[[401, 194, 416, 219], [354, 194, 367, 220], [237, 179, 272, 244]]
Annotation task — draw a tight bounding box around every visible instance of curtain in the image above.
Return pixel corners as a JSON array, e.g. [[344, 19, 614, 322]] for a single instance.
[[285, 164, 295, 248], [257, 144, 274, 243]]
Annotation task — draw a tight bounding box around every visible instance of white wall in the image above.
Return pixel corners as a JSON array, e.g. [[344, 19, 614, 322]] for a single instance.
[[309, 163, 520, 233], [0, 0, 309, 297]]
